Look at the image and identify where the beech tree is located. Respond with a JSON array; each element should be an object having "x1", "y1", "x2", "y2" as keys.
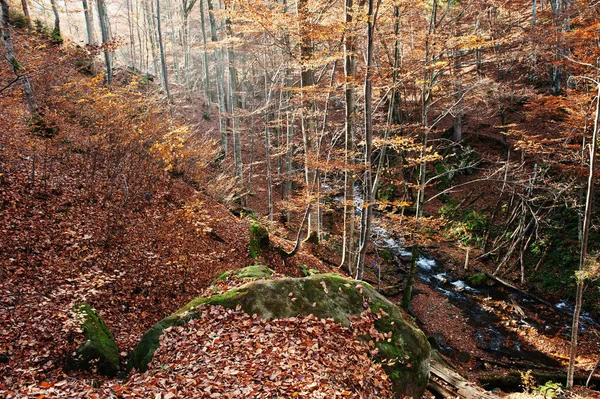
[{"x1": 96, "y1": 0, "x2": 113, "y2": 83}]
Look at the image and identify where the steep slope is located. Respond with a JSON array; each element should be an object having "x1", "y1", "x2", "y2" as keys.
[{"x1": 0, "y1": 26, "x2": 327, "y2": 391}]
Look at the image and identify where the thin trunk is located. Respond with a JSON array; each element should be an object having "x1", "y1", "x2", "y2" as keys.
[
  {"x1": 416, "y1": 0, "x2": 437, "y2": 219},
  {"x1": 166, "y1": 0, "x2": 179, "y2": 85},
  {"x1": 262, "y1": 37, "x2": 275, "y2": 220},
  {"x1": 82, "y1": 0, "x2": 96, "y2": 45},
  {"x1": 285, "y1": 106, "x2": 294, "y2": 222},
  {"x1": 297, "y1": 0, "x2": 318, "y2": 242},
  {"x1": 199, "y1": 0, "x2": 211, "y2": 113},
  {"x1": 50, "y1": 0, "x2": 60, "y2": 38},
  {"x1": 127, "y1": 0, "x2": 136, "y2": 67},
  {"x1": 145, "y1": 0, "x2": 160, "y2": 80},
  {"x1": 549, "y1": 0, "x2": 566, "y2": 95},
  {"x1": 224, "y1": 0, "x2": 241, "y2": 179},
  {"x1": 283, "y1": 0, "x2": 293, "y2": 223},
  {"x1": 0, "y1": 0, "x2": 37, "y2": 113},
  {"x1": 97, "y1": 0, "x2": 113, "y2": 84},
  {"x1": 532, "y1": 0, "x2": 537, "y2": 26},
  {"x1": 340, "y1": 0, "x2": 356, "y2": 271},
  {"x1": 156, "y1": 0, "x2": 172, "y2": 116},
  {"x1": 264, "y1": 79, "x2": 274, "y2": 221},
  {"x1": 355, "y1": 0, "x2": 376, "y2": 280},
  {"x1": 182, "y1": 11, "x2": 190, "y2": 92},
  {"x1": 247, "y1": 114, "x2": 255, "y2": 198},
  {"x1": 20, "y1": 0, "x2": 29, "y2": 18},
  {"x1": 373, "y1": 3, "x2": 401, "y2": 197},
  {"x1": 208, "y1": 0, "x2": 228, "y2": 155},
  {"x1": 567, "y1": 81, "x2": 600, "y2": 389}
]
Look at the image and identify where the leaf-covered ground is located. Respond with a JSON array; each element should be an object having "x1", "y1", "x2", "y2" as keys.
[
  {"x1": 7, "y1": 306, "x2": 393, "y2": 398},
  {"x1": 0, "y1": 28, "x2": 328, "y2": 396}
]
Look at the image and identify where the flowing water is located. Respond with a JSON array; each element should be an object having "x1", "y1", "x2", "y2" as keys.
[{"x1": 332, "y1": 185, "x2": 598, "y2": 368}]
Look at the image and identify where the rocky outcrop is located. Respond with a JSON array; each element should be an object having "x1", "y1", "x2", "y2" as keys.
[
  {"x1": 128, "y1": 272, "x2": 431, "y2": 398},
  {"x1": 213, "y1": 264, "x2": 274, "y2": 283}
]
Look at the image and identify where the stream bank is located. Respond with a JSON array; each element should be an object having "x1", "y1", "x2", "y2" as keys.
[{"x1": 364, "y1": 212, "x2": 600, "y2": 392}]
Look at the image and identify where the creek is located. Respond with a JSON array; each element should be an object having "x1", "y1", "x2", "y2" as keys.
[{"x1": 334, "y1": 185, "x2": 599, "y2": 371}]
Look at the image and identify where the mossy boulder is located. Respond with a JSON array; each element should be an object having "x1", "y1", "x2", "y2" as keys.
[
  {"x1": 467, "y1": 272, "x2": 489, "y2": 287},
  {"x1": 128, "y1": 273, "x2": 430, "y2": 398},
  {"x1": 213, "y1": 264, "x2": 274, "y2": 283},
  {"x1": 68, "y1": 304, "x2": 119, "y2": 376},
  {"x1": 249, "y1": 221, "x2": 270, "y2": 258}
]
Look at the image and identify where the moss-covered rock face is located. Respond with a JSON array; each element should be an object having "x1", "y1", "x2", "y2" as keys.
[
  {"x1": 213, "y1": 264, "x2": 274, "y2": 283},
  {"x1": 129, "y1": 273, "x2": 430, "y2": 398},
  {"x1": 68, "y1": 304, "x2": 120, "y2": 376},
  {"x1": 249, "y1": 221, "x2": 270, "y2": 258}
]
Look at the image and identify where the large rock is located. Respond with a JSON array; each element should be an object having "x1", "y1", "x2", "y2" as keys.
[
  {"x1": 68, "y1": 304, "x2": 120, "y2": 376},
  {"x1": 128, "y1": 273, "x2": 430, "y2": 398},
  {"x1": 213, "y1": 264, "x2": 274, "y2": 283}
]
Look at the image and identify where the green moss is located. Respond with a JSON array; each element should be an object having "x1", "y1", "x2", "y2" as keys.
[
  {"x1": 129, "y1": 272, "x2": 431, "y2": 397},
  {"x1": 213, "y1": 265, "x2": 274, "y2": 283},
  {"x1": 126, "y1": 316, "x2": 183, "y2": 373},
  {"x1": 69, "y1": 304, "x2": 120, "y2": 376},
  {"x1": 249, "y1": 221, "x2": 270, "y2": 258},
  {"x1": 299, "y1": 264, "x2": 319, "y2": 276},
  {"x1": 467, "y1": 273, "x2": 488, "y2": 287}
]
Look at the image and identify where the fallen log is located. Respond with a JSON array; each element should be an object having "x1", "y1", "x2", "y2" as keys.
[
  {"x1": 429, "y1": 356, "x2": 498, "y2": 399},
  {"x1": 474, "y1": 268, "x2": 555, "y2": 308}
]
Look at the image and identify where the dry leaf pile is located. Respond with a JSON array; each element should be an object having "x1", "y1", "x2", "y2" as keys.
[{"x1": 8, "y1": 306, "x2": 393, "y2": 398}]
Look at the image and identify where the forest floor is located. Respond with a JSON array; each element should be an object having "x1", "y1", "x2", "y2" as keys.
[
  {"x1": 197, "y1": 71, "x2": 600, "y2": 396},
  {"x1": 1, "y1": 25, "x2": 599, "y2": 398}
]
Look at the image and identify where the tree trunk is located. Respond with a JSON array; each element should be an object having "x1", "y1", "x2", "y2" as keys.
[
  {"x1": 199, "y1": 0, "x2": 211, "y2": 113},
  {"x1": 126, "y1": 0, "x2": 136, "y2": 67},
  {"x1": 355, "y1": 0, "x2": 376, "y2": 280},
  {"x1": 340, "y1": 0, "x2": 356, "y2": 271},
  {"x1": 97, "y1": 0, "x2": 113, "y2": 84},
  {"x1": 416, "y1": 0, "x2": 437, "y2": 219},
  {"x1": 136, "y1": 0, "x2": 146, "y2": 72},
  {"x1": 181, "y1": 8, "x2": 190, "y2": 93},
  {"x1": 549, "y1": 0, "x2": 567, "y2": 95},
  {"x1": 0, "y1": 0, "x2": 38, "y2": 113},
  {"x1": 373, "y1": 3, "x2": 402, "y2": 199},
  {"x1": 156, "y1": 0, "x2": 172, "y2": 115},
  {"x1": 567, "y1": 80, "x2": 600, "y2": 388},
  {"x1": 166, "y1": 0, "x2": 179, "y2": 85},
  {"x1": 297, "y1": 0, "x2": 319, "y2": 242},
  {"x1": 224, "y1": 1, "x2": 241, "y2": 179},
  {"x1": 82, "y1": 0, "x2": 96, "y2": 45},
  {"x1": 145, "y1": 0, "x2": 160, "y2": 80},
  {"x1": 20, "y1": 0, "x2": 29, "y2": 18},
  {"x1": 207, "y1": 0, "x2": 228, "y2": 156},
  {"x1": 283, "y1": 0, "x2": 294, "y2": 223},
  {"x1": 50, "y1": 0, "x2": 61, "y2": 39}
]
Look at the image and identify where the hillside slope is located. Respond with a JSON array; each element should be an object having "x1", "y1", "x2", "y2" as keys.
[{"x1": 0, "y1": 27, "x2": 328, "y2": 391}]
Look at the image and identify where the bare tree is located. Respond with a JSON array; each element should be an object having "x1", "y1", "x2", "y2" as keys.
[
  {"x1": 340, "y1": 0, "x2": 356, "y2": 272},
  {"x1": 50, "y1": 0, "x2": 61, "y2": 39},
  {"x1": 82, "y1": 0, "x2": 96, "y2": 45},
  {"x1": 355, "y1": 0, "x2": 377, "y2": 280},
  {"x1": 567, "y1": 73, "x2": 600, "y2": 389},
  {"x1": 97, "y1": 0, "x2": 113, "y2": 83},
  {"x1": 156, "y1": 0, "x2": 173, "y2": 114}
]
